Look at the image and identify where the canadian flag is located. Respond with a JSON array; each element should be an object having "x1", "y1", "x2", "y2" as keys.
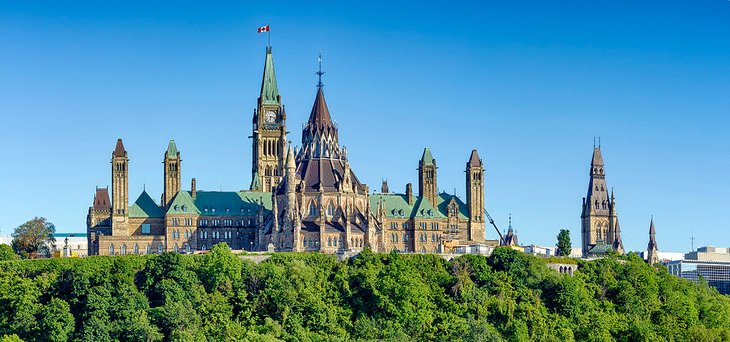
[{"x1": 257, "y1": 25, "x2": 270, "y2": 33}]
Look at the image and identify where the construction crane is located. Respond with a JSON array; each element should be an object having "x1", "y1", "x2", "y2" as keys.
[{"x1": 485, "y1": 210, "x2": 505, "y2": 246}]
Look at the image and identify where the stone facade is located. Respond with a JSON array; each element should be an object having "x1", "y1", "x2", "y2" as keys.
[
  {"x1": 87, "y1": 46, "x2": 489, "y2": 256},
  {"x1": 580, "y1": 145, "x2": 624, "y2": 257}
]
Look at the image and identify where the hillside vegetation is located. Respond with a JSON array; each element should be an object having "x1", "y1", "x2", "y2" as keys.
[{"x1": 1, "y1": 245, "x2": 729, "y2": 341}]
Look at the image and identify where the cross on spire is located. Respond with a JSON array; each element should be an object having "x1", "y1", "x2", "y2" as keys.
[{"x1": 316, "y1": 51, "x2": 325, "y2": 88}]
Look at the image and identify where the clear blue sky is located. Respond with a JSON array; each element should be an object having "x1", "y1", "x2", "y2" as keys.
[{"x1": 1, "y1": 1, "x2": 729, "y2": 253}]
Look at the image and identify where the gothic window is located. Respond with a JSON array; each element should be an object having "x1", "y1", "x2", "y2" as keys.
[
  {"x1": 173, "y1": 243, "x2": 179, "y2": 253},
  {"x1": 328, "y1": 236, "x2": 332, "y2": 246},
  {"x1": 133, "y1": 243, "x2": 139, "y2": 255},
  {"x1": 309, "y1": 201, "x2": 318, "y2": 217},
  {"x1": 109, "y1": 244, "x2": 114, "y2": 255},
  {"x1": 146, "y1": 244, "x2": 151, "y2": 255},
  {"x1": 595, "y1": 200, "x2": 599, "y2": 209},
  {"x1": 158, "y1": 243, "x2": 163, "y2": 254},
  {"x1": 303, "y1": 237, "x2": 306, "y2": 247},
  {"x1": 186, "y1": 244, "x2": 191, "y2": 253},
  {"x1": 338, "y1": 237, "x2": 343, "y2": 247},
  {"x1": 120, "y1": 244, "x2": 126, "y2": 255},
  {"x1": 327, "y1": 202, "x2": 335, "y2": 216},
  {"x1": 333, "y1": 237, "x2": 337, "y2": 247},
  {"x1": 602, "y1": 201, "x2": 607, "y2": 210},
  {"x1": 432, "y1": 233, "x2": 435, "y2": 242}
]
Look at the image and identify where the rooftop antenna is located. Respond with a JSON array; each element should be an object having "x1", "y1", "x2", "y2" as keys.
[
  {"x1": 691, "y1": 230, "x2": 695, "y2": 252},
  {"x1": 598, "y1": 136, "x2": 601, "y2": 148},
  {"x1": 316, "y1": 51, "x2": 324, "y2": 88}
]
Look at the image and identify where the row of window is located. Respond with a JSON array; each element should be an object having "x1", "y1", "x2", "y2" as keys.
[
  {"x1": 390, "y1": 222, "x2": 442, "y2": 230},
  {"x1": 390, "y1": 233, "x2": 442, "y2": 243},
  {"x1": 199, "y1": 230, "x2": 239, "y2": 240}
]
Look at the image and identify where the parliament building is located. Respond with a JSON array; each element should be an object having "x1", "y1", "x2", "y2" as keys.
[{"x1": 87, "y1": 46, "x2": 490, "y2": 256}]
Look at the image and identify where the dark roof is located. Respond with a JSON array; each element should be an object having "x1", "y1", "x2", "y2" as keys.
[
  {"x1": 290, "y1": 158, "x2": 363, "y2": 194},
  {"x1": 93, "y1": 188, "x2": 111, "y2": 211},
  {"x1": 305, "y1": 87, "x2": 335, "y2": 137},
  {"x1": 113, "y1": 138, "x2": 126, "y2": 157},
  {"x1": 468, "y1": 149, "x2": 482, "y2": 167}
]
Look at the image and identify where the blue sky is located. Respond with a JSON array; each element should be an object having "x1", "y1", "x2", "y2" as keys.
[{"x1": 1, "y1": 1, "x2": 729, "y2": 253}]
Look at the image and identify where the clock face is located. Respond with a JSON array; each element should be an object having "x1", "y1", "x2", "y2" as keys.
[{"x1": 265, "y1": 111, "x2": 276, "y2": 123}]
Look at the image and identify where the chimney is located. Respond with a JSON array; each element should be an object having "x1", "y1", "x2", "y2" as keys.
[
  {"x1": 406, "y1": 183, "x2": 413, "y2": 205},
  {"x1": 191, "y1": 178, "x2": 197, "y2": 199}
]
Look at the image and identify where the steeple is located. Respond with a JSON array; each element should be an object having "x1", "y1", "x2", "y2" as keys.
[
  {"x1": 111, "y1": 138, "x2": 129, "y2": 236},
  {"x1": 251, "y1": 46, "x2": 286, "y2": 192},
  {"x1": 466, "y1": 149, "x2": 485, "y2": 242},
  {"x1": 581, "y1": 143, "x2": 618, "y2": 257},
  {"x1": 418, "y1": 147, "x2": 438, "y2": 206},
  {"x1": 259, "y1": 46, "x2": 280, "y2": 105},
  {"x1": 647, "y1": 216, "x2": 659, "y2": 265},
  {"x1": 163, "y1": 139, "x2": 181, "y2": 208},
  {"x1": 300, "y1": 56, "x2": 339, "y2": 161}
]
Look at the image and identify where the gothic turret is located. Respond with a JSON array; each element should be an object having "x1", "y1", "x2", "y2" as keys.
[
  {"x1": 581, "y1": 144, "x2": 622, "y2": 257},
  {"x1": 111, "y1": 138, "x2": 129, "y2": 236},
  {"x1": 163, "y1": 139, "x2": 181, "y2": 208},
  {"x1": 647, "y1": 217, "x2": 659, "y2": 265},
  {"x1": 466, "y1": 149, "x2": 485, "y2": 241},
  {"x1": 418, "y1": 147, "x2": 438, "y2": 207}
]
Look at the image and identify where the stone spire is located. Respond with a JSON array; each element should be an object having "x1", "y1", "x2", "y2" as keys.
[
  {"x1": 647, "y1": 217, "x2": 659, "y2": 265},
  {"x1": 163, "y1": 139, "x2": 181, "y2": 208},
  {"x1": 581, "y1": 144, "x2": 621, "y2": 257}
]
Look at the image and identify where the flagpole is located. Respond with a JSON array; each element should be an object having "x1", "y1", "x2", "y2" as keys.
[{"x1": 267, "y1": 24, "x2": 270, "y2": 48}]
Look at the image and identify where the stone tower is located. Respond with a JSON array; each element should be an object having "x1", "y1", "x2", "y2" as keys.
[
  {"x1": 162, "y1": 139, "x2": 181, "y2": 208},
  {"x1": 418, "y1": 147, "x2": 438, "y2": 206},
  {"x1": 111, "y1": 138, "x2": 129, "y2": 236},
  {"x1": 647, "y1": 217, "x2": 659, "y2": 265},
  {"x1": 580, "y1": 145, "x2": 622, "y2": 257},
  {"x1": 251, "y1": 46, "x2": 287, "y2": 192},
  {"x1": 466, "y1": 149, "x2": 486, "y2": 241}
]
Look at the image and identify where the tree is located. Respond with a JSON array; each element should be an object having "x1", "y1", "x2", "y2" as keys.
[
  {"x1": 39, "y1": 298, "x2": 75, "y2": 342},
  {"x1": 556, "y1": 229, "x2": 572, "y2": 257},
  {"x1": 11, "y1": 217, "x2": 56, "y2": 259},
  {"x1": 0, "y1": 244, "x2": 19, "y2": 261}
]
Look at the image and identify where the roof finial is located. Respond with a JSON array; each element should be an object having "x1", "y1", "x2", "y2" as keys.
[
  {"x1": 593, "y1": 136, "x2": 596, "y2": 148},
  {"x1": 316, "y1": 51, "x2": 324, "y2": 88},
  {"x1": 598, "y1": 136, "x2": 601, "y2": 148}
]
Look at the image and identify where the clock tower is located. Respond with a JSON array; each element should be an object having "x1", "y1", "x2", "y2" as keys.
[{"x1": 251, "y1": 46, "x2": 287, "y2": 192}]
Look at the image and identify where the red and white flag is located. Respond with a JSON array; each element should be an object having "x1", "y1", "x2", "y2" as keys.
[{"x1": 257, "y1": 25, "x2": 270, "y2": 33}]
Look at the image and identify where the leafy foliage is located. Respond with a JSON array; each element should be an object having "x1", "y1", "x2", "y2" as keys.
[
  {"x1": 557, "y1": 229, "x2": 572, "y2": 257},
  {"x1": 0, "y1": 244, "x2": 729, "y2": 341},
  {"x1": 11, "y1": 217, "x2": 56, "y2": 259}
]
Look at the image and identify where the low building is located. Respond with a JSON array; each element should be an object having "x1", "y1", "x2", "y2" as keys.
[
  {"x1": 523, "y1": 244, "x2": 557, "y2": 257},
  {"x1": 55, "y1": 233, "x2": 88, "y2": 257},
  {"x1": 664, "y1": 246, "x2": 730, "y2": 295}
]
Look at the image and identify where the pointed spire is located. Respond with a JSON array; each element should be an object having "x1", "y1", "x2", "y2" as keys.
[
  {"x1": 165, "y1": 139, "x2": 178, "y2": 158},
  {"x1": 285, "y1": 144, "x2": 295, "y2": 169},
  {"x1": 260, "y1": 46, "x2": 280, "y2": 105},
  {"x1": 420, "y1": 147, "x2": 435, "y2": 166},
  {"x1": 649, "y1": 216, "x2": 656, "y2": 237},
  {"x1": 113, "y1": 138, "x2": 126, "y2": 157},
  {"x1": 591, "y1": 145, "x2": 604, "y2": 167},
  {"x1": 307, "y1": 85, "x2": 334, "y2": 131},
  {"x1": 316, "y1": 51, "x2": 324, "y2": 89},
  {"x1": 467, "y1": 149, "x2": 482, "y2": 167}
]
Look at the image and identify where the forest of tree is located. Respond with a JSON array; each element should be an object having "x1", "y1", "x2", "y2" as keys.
[{"x1": 1, "y1": 244, "x2": 730, "y2": 342}]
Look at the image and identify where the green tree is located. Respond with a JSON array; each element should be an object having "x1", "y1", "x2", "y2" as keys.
[
  {"x1": 39, "y1": 298, "x2": 75, "y2": 342},
  {"x1": 556, "y1": 229, "x2": 572, "y2": 257},
  {"x1": 0, "y1": 244, "x2": 19, "y2": 261},
  {"x1": 11, "y1": 217, "x2": 56, "y2": 259}
]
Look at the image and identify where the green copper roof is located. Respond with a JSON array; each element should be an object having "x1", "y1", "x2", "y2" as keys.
[
  {"x1": 166, "y1": 190, "x2": 272, "y2": 216},
  {"x1": 129, "y1": 191, "x2": 164, "y2": 218},
  {"x1": 421, "y1": 147, "x2": 435, "y2": 165},
  {"x1": 588, "y1": 240, "x2": 613, "y2": 255},
  {"x1": 249, "y1": 172, "x2": 262, "y2": 191},
  {"x1": 166, "y1": 140, "x2": 178, "y2": 158},
  {"x1": 370, "y1": 192, "x2": 469, "y2": 220},
  {"x1": 260, "y1": 47, "x2": 280, "y2": 105}
]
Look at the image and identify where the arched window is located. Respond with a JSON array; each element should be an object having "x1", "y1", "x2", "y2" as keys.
[
  {"x1": 133, "y1": 243, "x2": 139, "y2": 255},
  {"x1": 303, "y1": 237, "x2": 307, "y2": 247},
  {"x1": 333, "y1": 237, "x2": 338, "y2": 247},
  {"x1": 327, "y1": 202, "x2": 335, "y2": 216},
  {"x1": 309, "y1": 201, "x2": 318, "y2": 217},
  {"x1": 328, "y1": 236, "x2": 332, "y2": 247},
  {"x1": 173, "y1": 243, "x2": 179, "y2": 253},
  {"x1": 109, "y1": 244, "x2": 114, "y2": 255},
  {"x1": 338, "y1": 236, "x2": 343, "y2": 248},
  {"x1": 146, "y1": 244, "x2": 151, "y2": 255},
  {"x1": 186, "y1": 244, "x2": 191, "y2": 253},
  {"x1": 309, "y1": 237, "x2": 314, "y2": 247},
  {"x1": 157, "y1": 243, "x2": 163, "y2": 254}
]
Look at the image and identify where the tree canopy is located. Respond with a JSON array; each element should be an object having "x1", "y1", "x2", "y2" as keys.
[
  {"x1": 11, "y1": 217, "x2": 56, "y2": 259},
  {"x1": 557, "y1": 229, "x2": 572, "y2": 257},
  {"x1": 0, "y1": 245, "x2": 729, "y2": 341}
]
